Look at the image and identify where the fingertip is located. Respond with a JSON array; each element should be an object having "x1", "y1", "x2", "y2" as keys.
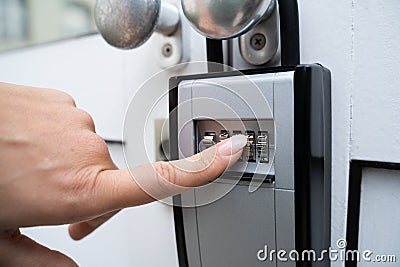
[
  {"x1": 0, "y1": 232, "x2": 79, "y2": 266},
  {"x1": 217, "y1": 135, "x2": 247, "y2": 156},
  {"x1": 68, "y1": 224, "x2": 79, "y2": 241},
  {"x1": 68, "y1": 223, "x2": 92, "y2": 241}
]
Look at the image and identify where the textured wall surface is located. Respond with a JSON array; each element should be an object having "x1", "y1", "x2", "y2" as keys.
[{"x1": 351, "y1": 1, "x2": 400, "y2": 162}]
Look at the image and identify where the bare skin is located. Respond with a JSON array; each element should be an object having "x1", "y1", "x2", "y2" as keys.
[{"x1": 0, "y1": 83, "x2": 247, "y2": 266}]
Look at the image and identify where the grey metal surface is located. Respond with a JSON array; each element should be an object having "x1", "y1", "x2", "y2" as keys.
[
  {"x1": 248, "y1": 74, "x2": 275, "y2": 112},
  {"x1": 239, "y1": 5, "x2": 279, "y2": 65},
  {"x1": 195, "y1": 183, "x2": 276, "y2": 267},
  {"x1": 228, "y1": 36, "x2": 282, "y2": 70},
  {"x1": 275, "y1": 189, "x2": 296, "y2": 267},
  {"x1": 95, "y1": 0, "x2": 179, "y2": 49},
  {"x1": 191, "y1": 74, "x2": 274, "y2": 120},
  {"x1": 176, "y1": 72, "x2": 297, "y2": 266},
  {"x1": 274, "y1": 72, "x2": 295, "y2": 190},
  {"x1": 177, "y1": 80, "x2": 194, "y2": 160},
  {"x1": 181, "y1": 0, "x2": 276, "y2": 39}
]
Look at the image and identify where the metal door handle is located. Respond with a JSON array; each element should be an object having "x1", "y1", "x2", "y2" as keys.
[
  {"x1": 181, "y1": 0, "x2": 276, "y2": 39},
  {"x1": 95, "y1": 0, "x2": 179, "y2": 49}
]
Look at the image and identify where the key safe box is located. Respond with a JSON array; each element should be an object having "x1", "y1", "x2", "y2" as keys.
[{"x1": 169, "y1": 64, "x2": 331, "y2": 267}]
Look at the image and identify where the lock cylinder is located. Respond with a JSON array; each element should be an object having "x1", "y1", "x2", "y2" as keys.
[
  {"x1": 257, "y1": 131, "x2": 269, "y2": 163},
  {"x1": 219, "y1": 130, "x2": 230, "y2": 142},
  {"x1": 198, "y1": 131, "x2": 216, "y2": 152},
  {"x1": 244, "y1": 131, "x2": 256, "y2": 162}
]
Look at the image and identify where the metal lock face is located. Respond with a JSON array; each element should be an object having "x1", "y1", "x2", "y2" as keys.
[
  {"x1": 196, "y1": 120, "x2": 274, "y2": 174},
  {"x1": 176, "y1": 72, "x2": 279, "y2": 190},
  {"x1": 174, "y1": 71, "x2": 294, "y2": 267}
]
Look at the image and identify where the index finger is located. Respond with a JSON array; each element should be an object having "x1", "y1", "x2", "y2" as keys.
[{"x1": 82, "y1": 135, "x2": 247, "y2": 216}]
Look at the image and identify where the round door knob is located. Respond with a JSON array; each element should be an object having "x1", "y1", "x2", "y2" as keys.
[
  {"x1": 95, "y1": 0, "x2": 179, "y2": 49},
  {"x1": 181, "y1": 0, "x2": 276, "y2": 39}
]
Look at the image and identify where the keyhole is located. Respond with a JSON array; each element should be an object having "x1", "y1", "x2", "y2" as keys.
[{"x1": 162, "y1": 43, "x2": 173, "y2": 57}]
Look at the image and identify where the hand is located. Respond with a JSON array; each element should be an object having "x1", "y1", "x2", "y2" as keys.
[{"x1": 0, "y1": 82, "x2": 247, "y2": 266}]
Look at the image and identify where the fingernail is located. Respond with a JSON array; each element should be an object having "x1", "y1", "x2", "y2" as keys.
[{"x1": 218, "y1": 135, "x2": 247, "y2": 156}]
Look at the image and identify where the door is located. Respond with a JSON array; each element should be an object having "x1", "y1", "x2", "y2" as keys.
[{"x1": 0, "y1": 0, "x2": 206, "y2": 265}]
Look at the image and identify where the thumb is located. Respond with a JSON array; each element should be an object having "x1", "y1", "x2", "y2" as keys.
[
  {"x1": 84, "y1": 135, "x2": 247, "y2": 215},
  {"x1": 0, "y1": 229, "x2": 77, "y2": 267}
]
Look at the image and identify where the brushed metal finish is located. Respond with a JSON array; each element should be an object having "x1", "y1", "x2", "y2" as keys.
[
  {"x1": 181, "y1": 0, "x2": 275, "y2": 39},
  {"x1": 95, "y1": 0, "x2": 179, "y2": 49},
  {"x1": 95, "y1": 0, "x2": 160, "y2": 49}
]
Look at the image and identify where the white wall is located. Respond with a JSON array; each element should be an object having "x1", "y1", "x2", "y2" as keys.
[
  {"x1": 0, "y1": 35, "x2": 126, "y2": 140},
  {"x1": 351, "y1": 1, "x2": 400, "y2": 162}
]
